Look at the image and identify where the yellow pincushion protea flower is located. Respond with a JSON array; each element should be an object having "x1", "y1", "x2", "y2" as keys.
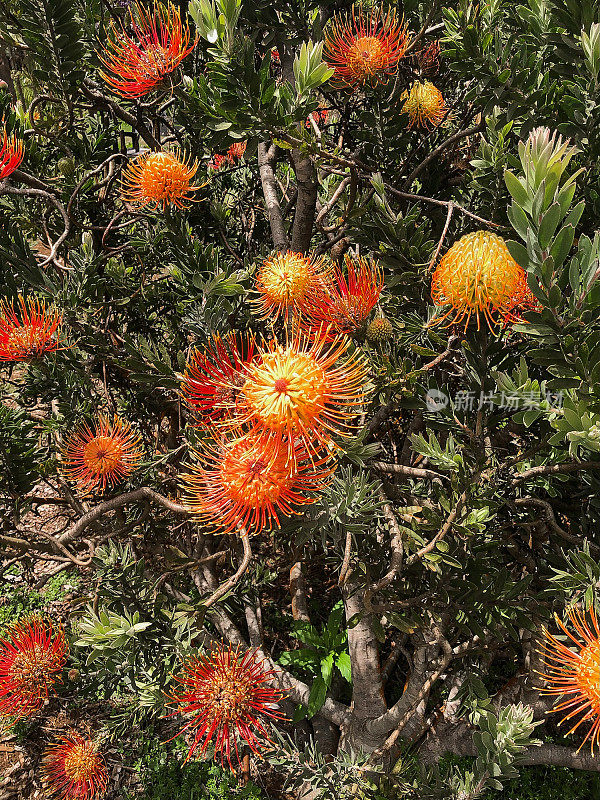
[
  {"x1": 253, "y1": 251, "x2": 329, "y2": 322},
  {"x1": 402, "y1": 80, "x2": 446, "y2": 129},
  {"x1": 431, "y1": 231, "x2": 526, "y2": 331},
  {"x1": 122, "y1": 149, "x2": 201, "y2": 211}
]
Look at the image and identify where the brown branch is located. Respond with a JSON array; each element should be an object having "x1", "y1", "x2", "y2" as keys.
[
  {"x1": 258, "y1": 142, "x2": 290, "y2": 251},
  {"x1": 371, "y1": 461, "x2": 445, "y2": 480},
  {"x1": 202, "y1": 532, "x2": 252, "y2": 609},
  {"x1": 512, "y1": 460, "x2": 600, "y2": 484},
  {"x1": 59, "y1": 487, "x2": 189, "y2": 546},
  {"x1": 406, "y1": 487, "x2": 471, "y2": 566},
  {"x1": 402, "y1": 121, "x2": 485, "y2": 189},
  {"x1": 363, "y1": 496, "x2": 405, "y2": 612},
  {"x1": 0, "y1": 183, "x2": 70, "y2": 267},
  {"x1": 513, "y1": 497, "x2": 597, "y2": 551},
  {"x1": 289, "y1": 555, "x2": 310, "y2": 621},
  {"x1": 82, "y1": 80, "x2": 162, "y2": 150}
]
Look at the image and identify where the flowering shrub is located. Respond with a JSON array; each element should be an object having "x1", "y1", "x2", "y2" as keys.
[{"x1": 2, "y1": 0, "x2": 600, "y2": 798}]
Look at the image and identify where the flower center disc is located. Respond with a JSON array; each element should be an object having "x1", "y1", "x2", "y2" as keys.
[
  {"x1": 64, "y1": 743, "x2": 97, "y2": 782},
  {"x1": 220, "y1": 446, "x2": 289, "y2": 507},
  {"x1": 83, "y1": 435, "x2": 123, "y2": 476},
  {"x1": 576, "y1": 642, "x2": 600, "y2": 711},
  {"x1": 347, "y1": 36, "x2": 384, "y2": 80},
  {"x1": 139, "y1": 153, "x2": 189, "y2": 201},
  {"x1": 243, "y1": 350, "x2": 329, "y2": 432}
]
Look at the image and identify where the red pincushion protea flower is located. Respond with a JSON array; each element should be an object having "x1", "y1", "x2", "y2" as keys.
[
  {"x1": 62, "y1": 415, "x2": 143, "y2": 494},
  {"x1": 540, "y1": 606, "x2": 600, "y2": 753},
  {"x1": 416, "y1": 40, "x2": 440, "y2": 75},
  {"x1": 181, "y1": 430, "x2": 333, "y2": 534},
  {"x1": 42, "y1": 733, "x2": 108, "y2": 800},
  {"x1": 0, "y1": 616, "x2": 68, "y2": 722},
  {"x1": 431, "y1": 231, "x2": 526, "y2": 331},
  {"x1": 227, "y1": 141, "x2": 247, "y2": 162},
  {"x1": 166, "y1": 643, "x2": 286, "y2": 767},
  {"x1": 209, "y1": 142, "x2": 247, "y2": 170},
  {"x1": 122, "y1": 149, "x2": 200, "y2": 211},
  {"x1": 306, "y1": 107, "x2": 329, "y2": 129},
  {"x1": 0, "y1": 296, "x2": 63, "y2": 363},
  {"x1": 253, "y1": 251, "x2": 329, "y2": 322},
  {"x1": 304, "y1": 253, "x2": 384, "y2": 337},
  {"x1": 98, "y1": 0, "x2": 197, "y2": 98},
  {"x1": 180, "y1": 332, "x2": 256, "y2": 423},
  {"x1": 324, "y1": 4, "x2": 410, "y2": 89},
  {"x1": 209, "y1": 153, "x2": 227, "y2": 171},
  {"x1": 402, "y1": 80, "x2": 446, "y2": 129},
  {"x1": 238, "y1": 328, "x2": 369, "y2": 454},
  {"x1": 0, "y1": 126, "x2": 24, "y2": 180}
]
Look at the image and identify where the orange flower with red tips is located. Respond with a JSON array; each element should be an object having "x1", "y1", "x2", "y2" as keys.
[
  {"x1": 402, "y1": 80, "x2": 446, "y2": 129},
  {"x1": 209, "y1": 153, "x2": 227, "y2": 171},
  {"x1": 540, "y1": 606, "x2": 600, "y2": 753},
  {"x1": 181, "y1": 430, "x2": 333, "y2": 534},
  {"x1": 98, "y1": 0, "x2": 197, "y2": 98},
  {"x1": 238, "y1": 329, "x2": 369, "y2": 453},
  {"x1": 324, "y1": 4, "x2": 410, "y2": 89},
  {"x1": 304, "y1": 253, "x2": 384, "y2": 337},
  {"x1": 42, "y1": 733, "x2": 108, "y2": 800},
  {"x1": 0, "y1": 125, "x2": 23, "y2": 180},
  {"x1": 166, "y1": 643, "x2": 286, "y2": 767},
  {"x1": 431, "y1": 231, "x2": 526, "y2": 331},
  {"x1": 227, "y1": 141, "x2": 247, "y2": 162},
  {"x1": 180, "y1": 332, "x2": 256, "y2": 423},
  {"x1": 209, "y1": 141, "x2": 247, "y2": 170},
  {"x1": 254, "y1": 251, "x2": 329, "y2": 322},
  {"x1": 122, "y1": 149, "x2": 200, "y2": 211},
  {"x1": 306, "y1": 107, "x2": 329, "y2": 129},
  {"x1": 62, "y1": 415, "x2": 143, "y2": 494},
  {"x1": 0, "y1": 296, "x2": 63, "y2": 363},
  {"x1": 0, "y1": 615, "x2": 68, "y2": 722}
]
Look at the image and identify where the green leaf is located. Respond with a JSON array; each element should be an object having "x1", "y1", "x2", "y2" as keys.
[
  {"x1": 307, "y1": 676, "x2": 328, "y2": 718},
  {"x1": 504, "y1": 170, "x2": 530, "y2": 208},
  {"x1": 335, "y1": 651, "x2": 352, "y2": 682}
]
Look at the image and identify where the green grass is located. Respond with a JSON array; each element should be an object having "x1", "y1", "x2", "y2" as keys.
[
  {"x1": 120, "y1": 735, "x2": 266, "y2": 800},
  {"x1": 0, "y1": 566, "x2": 79, "y2": 630},
  {"x1": 485, "y1": 763, "x2": 600, "y2": 800}
]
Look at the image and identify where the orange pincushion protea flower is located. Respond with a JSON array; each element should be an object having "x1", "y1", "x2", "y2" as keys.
[
  {"x1": 0, "y1": 126, "x2": 24, "y2": 180},
  {"x1": 62, "y1": 415, "x2": 143, "y2": 494},
  {"x1": 180, "y1": 332, "x2": 256, "y2": 423},
  {"x1": 166, "y1": 643, "x2": 286, "y2": 767},
  {"x1": 42, "y1": 733, "x2": 108, "y2": 800},
  {"x1": 431, "y1": 231, "x2": 526, "y2": 331},
  {"x1": 0, "y1": 296, "x2": 63, "y2": 363},
  {"x1": 304, "y1": 253, "x2": 384, "y2": 337},
  {"x1": 324, "y1": 4, "x2": 410, "y2": 89},
  {"x1": 98, "y1": 0, "x2": 197, "y2": 98},
  {"x1": 122, "y1": 149, "x2": 200, "y2": 211},
  {"x1": 238, "y1": 329, "x2": 369, "y2": 453},
  {"x1": 0, "y1": 616, "x2": 68, "y2": 722},
  {"x1": 540, "y1": 606, "x2": 600, "y2": 753},
  {"x1": 181, "y1": 430, "x2": 332, "y2": 534},
  {"x1": 402, "y1": 80, "x2": 446, "y2": 129},
  {"x1": 253, "y1": 251, "x2": 328, "y2": 322}
]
